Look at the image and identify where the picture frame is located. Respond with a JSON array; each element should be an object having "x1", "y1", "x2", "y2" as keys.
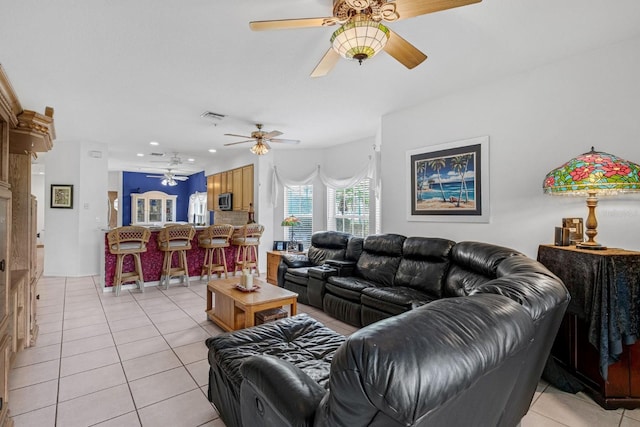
[
  {"x1": 50, "y1": 184, "x2": 74, "y2": 209},
  {"x1": 406, "y1": 136, "x2": 490, "y2": 223},
  {"x1": 273, "y1": 241, "x2": 287, "y2": 251}
]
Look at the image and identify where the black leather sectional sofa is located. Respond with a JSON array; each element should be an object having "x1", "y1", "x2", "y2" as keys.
[{"x1": 206, "y1": 231, "x2": 569, "y2": 427}]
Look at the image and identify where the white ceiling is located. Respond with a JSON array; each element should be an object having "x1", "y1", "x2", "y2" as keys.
[{"x1": 2, "y1": 0, "x2": 640, "y2": 175}]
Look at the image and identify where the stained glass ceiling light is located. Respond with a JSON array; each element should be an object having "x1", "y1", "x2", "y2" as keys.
[
  {"x1": 330, "y1": 15, "x2": 390, "y2": 64},
  {"x1": 543, "y1": 147, "x2": 640, "y2": 249},
  {"x1": 250, "y1": 142, "x2": 269, "y2": 155}
]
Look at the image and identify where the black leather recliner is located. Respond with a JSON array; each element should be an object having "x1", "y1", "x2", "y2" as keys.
[{"x1": 281, "y1": 231, "x2": 352, "y2": 304}]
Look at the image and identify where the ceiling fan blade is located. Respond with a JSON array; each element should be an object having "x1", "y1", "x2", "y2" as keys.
[
  {"x1": 224, "y1": 140, "x2": 255, "y2": 146},
  {"x1": 263, "y1": 142, "x2": 272, "y2": 150},
  {"x1": 263, "y1": 130, "x2": 283, "y2": 139},
  {"x1": 384, "y1": 29, "x2": 427, "y2": 69},
  {"x1": 224, "y1": 133, "x2": 252, "y2": 139},
  {"x1": 250, "y1": 17, "x2": 329, "y2": 31},
  {"x1": 311, "y1": 48, "x2": 340, "y2": 78},
  {"x1": 393, "y1": 0, "x2": 481, "y2": 21},
  {"x1": 146, "y1": 175, "x2": 163, "y2": 178},
  {"x1": 173, "y1": 176, "x2": 189, "y2": 181},
  {"x1": 270, "y1": 138, "x2": 301, "y2": 144}
]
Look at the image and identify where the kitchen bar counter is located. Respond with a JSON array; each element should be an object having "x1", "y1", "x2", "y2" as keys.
[{"x1": 101, "y1": 226, "x2": 252, "y2": 290}]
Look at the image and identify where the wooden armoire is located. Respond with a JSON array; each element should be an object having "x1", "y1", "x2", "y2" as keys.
[{"x1": 0, "y1": 64, "x2": 55, "y2": 426}]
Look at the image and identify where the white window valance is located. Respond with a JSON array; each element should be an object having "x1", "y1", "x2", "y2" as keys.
[{"x1": 271, "y1": 151, "x2": 380, "y2": 207}]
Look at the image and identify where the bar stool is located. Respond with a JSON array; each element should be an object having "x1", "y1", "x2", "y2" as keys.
[
  {"x1": 199, "y1": 224, "x2": 234, "y2": 280},
  {"x1": 157, "y1": 224, "x2": 196, "y2": 290},
  {"x1": 107, "y1": 226, "x2": 151, "y2": 296},
  {"x1": 232, "y1": 223, "x2": 264, "y2": 276}
]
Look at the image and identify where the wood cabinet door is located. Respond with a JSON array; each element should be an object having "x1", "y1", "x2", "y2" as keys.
[
  {"x1": 212, "y1": 174, "x2": 222, "y2": 210},
  {"x1": 242, "y1": 165, "x2": 254, "y2": 211},
  {"x1": 232, "y1": 168, "x2": 242, "y2": 210},
  {"x1": 207, "y1": 175, "x2": 215, "y2": 211}
]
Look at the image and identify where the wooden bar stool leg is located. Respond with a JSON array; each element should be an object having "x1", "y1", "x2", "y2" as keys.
[
  {"x1": 134, "y1": 253, "x2": 144, "y2": 293},
  {"x1": 163, "y1": 251, "x2": 172, "y2": 290},
  {"x1": 220, "y1": 247, "x2": 229, "y2": 279},
  {"x1": 114, "y1": 254, "x2": 123, "y2": 296},
  {"x1": 252, "y1": 245, "x2": 260, "y2": 276},
  {"x1": 181, "y1": 249, "x2": 190, "y2": 287}
]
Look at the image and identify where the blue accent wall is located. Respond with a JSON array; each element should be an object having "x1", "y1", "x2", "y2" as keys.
[{"x1": 122, "y1": 171, "x2": 207, "y2": 225}]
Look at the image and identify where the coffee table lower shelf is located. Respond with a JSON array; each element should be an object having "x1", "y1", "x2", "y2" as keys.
[{"x1": 206, "y1": 278, "x2": 298, "y2": 332}]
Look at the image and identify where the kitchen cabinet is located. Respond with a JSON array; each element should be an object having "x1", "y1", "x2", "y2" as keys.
[{"x1": 207, "y1": 164, "x2": 254, "y2": 213}]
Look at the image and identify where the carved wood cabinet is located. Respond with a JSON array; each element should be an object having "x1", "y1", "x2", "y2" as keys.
[{"x1": 0, "y1": 64, "x2": 54, "y2": 426}]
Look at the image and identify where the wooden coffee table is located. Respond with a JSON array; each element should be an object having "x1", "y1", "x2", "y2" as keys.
[{"x1": 206, "y1": 277, "x2": 298, "y2": 332}]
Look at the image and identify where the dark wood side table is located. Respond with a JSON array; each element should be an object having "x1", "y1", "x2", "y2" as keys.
[{"x1": 537, "y1": 244, "x2": 640, "y2": 409}]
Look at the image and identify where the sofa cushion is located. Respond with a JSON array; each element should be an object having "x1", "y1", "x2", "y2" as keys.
[
  {"x1": 361, "y1": 286, "x2": 438, "y2": 315},
  {"x1": 308, "y1": 246, "x2": 345, "y2": 265},
  {"x1": 356, "y1": 234, "x2": 405, "y2": 286},
  {"x1": 326, "y1": 276, "x2": 380, "y2": 302},
  {"x1": 394, "y1": 237, "x2": 455, "y2": 297},
  {"x1": 305, "y1": 231, "x2": 351, "y2": 265},
  {"x1": 284, "y1": 267, "x2": 311, "y2": 286},
  {"x1": 207, "y1": 314, "x2": 344, "y2": 391},
  {"x1": 444, "y1": 241, "x2": 523, "y2": 297}
]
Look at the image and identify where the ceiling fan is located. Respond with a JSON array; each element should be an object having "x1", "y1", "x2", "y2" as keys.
[
  {"x1": 224, "y1": 124, "x2": 300, "y2": 155},
  {"x1": 249, "y1": 0, "x2": 482, "y2": 77},
  {"x1": 145, "y1": 169, "x2": 189, "y2": 187},
  {"x1": 150, "y1": 152, "x2": 185, "y2": 167}
]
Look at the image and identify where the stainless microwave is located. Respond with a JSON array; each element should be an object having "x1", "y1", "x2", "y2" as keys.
[{"x1": 218, "y1": 192, "x2": 232, "y2": 211}]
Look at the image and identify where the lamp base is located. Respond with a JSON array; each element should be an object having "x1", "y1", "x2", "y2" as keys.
[{"x1": 576, "y1": 242, "x2": 608, "y2": 251}]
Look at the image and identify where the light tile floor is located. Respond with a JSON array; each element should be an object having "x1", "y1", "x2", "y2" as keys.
[{"x1": 9, "y1": 274, "x2": 640, "y2": 426}]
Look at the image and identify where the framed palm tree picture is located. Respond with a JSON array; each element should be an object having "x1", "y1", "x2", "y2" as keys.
[{"x1": 406, "y1": 136, "x2": 489, "y2": 222}]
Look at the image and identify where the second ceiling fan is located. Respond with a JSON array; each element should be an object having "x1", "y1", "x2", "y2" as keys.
[
  {"x1": 224, "y1": 124, "x2": 300, "y2": 155},
  {"x1": 250, "y1": 0, "x2": 481, "y2": 77}
]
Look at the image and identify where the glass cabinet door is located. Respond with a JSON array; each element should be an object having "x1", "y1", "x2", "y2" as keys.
[
  {"x1": 165, "y1": 199, "x2": 174, "y2": 223},
  {"x1": 148, "y1": 199, "x2": 162, "y2": 222},
  {"x1": 136, "y1": 199, "x2": 146, "y2": 223}
]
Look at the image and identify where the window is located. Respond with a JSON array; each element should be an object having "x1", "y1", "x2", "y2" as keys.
[
  {"x1": 328, "y1": 179, "x2": 376, "y2": 238},
  {"x1": 188, "y1": 192, "x2": 208, "y2": 226},
  {"x1": 284, "y1": 185, "x2": 313, "y2": 249}
]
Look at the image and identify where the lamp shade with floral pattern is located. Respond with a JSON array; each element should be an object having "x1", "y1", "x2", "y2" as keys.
[{"x1": 543, "y1": 147, "x2": 640, "y2": 249}]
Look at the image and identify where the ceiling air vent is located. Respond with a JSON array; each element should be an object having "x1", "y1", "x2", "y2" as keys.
[
  {"x1": 200, "y1": 111, "x2": 226, "y2": 121},
  {"x1": 150, "y1": 152, "x2": 165, "y2": 157}
]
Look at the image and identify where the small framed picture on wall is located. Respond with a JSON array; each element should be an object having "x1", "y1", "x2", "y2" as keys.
[{"x1": 50, "y1": 184, "x2": 73, "y2": 209}]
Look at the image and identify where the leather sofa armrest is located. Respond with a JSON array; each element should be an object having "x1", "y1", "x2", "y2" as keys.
[
  {"x1": 281, "y1": 254, "x2": 312, "y2": 268},
  {"x1": 240, "y1": 355, "x2": 325, "y2": 427},
  {"x1": 324, "y1": 259, "x2": 356, "y2": 276}
]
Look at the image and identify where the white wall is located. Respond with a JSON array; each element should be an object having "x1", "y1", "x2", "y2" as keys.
[
  {"x1": 381, "y1": 36, "x2": 640, "y2": 258},
  {"x1": 44, "y1": 140, "x2": 109, "y2": 276},
  {"x1": 31, "y1": 173, "x2": 45, "y2": 245}
]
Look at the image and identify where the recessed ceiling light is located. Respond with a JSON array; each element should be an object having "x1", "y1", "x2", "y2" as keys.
[
  {"x1": 208, "y1": 149, "x2": 217, "y2": 153},
  {"x1": 187, "y1": 158, "x2": 195, "y2": 162},
  {"x1": 149, "y1": 141, "x2": 159, "y2": 146},
  {"x1": 137, "y1": 153, "x2": 144, "y2": 157}
]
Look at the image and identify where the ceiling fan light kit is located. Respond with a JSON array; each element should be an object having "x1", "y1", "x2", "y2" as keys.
[
  {"x1": 249, "y1": 0, "x2": 482, "y2": 77},
  {"x1": 224, "y1": 123, "x2": 300, "y2": 155},
  {"x1": 330, "y1": 15, "x2": 390, "y2": 64},
  {"x1": 250, "y1": 142, "x2": 270, "y2": 156}
]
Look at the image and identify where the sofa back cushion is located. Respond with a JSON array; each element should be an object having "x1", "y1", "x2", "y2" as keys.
[
  {"x1": 356, "y1": 234, "x2": 405, "y2": 287},
  {"x1": 307, "y1": 231, "x2": 351, "y2": 265},
  {"x1": 444, "y1": 241, "x2": 523, "y2": 297},
  {"x1": 346, "y1": 236, "x2": 364, "y2": 261},
  {"x1": 394, "y1": 237, "x2": 455, "y2": 297}
]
